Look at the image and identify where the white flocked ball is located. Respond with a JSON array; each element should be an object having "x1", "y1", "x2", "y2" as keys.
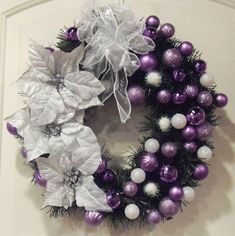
[
  {"x1": 143, "y1": 182, "x2": 159, "y2": 197},
  {"x1": 158, "y1": 116, "x2": 171, "y2": 132},
  {"x1": 171, "y1": 113, "x2": 187, "y2": 129},
  {"x1": 125, "y1": 204, "x2": 140, "y2": 220},
  {"x1": 131, "y1": 168, "x2": 146, "y2": 184},
  {"x1": 145, "y1": 71, "x2": 162, "y2": 87},
  {"x1": 144, "y1": 138, "x2": 160, "y2": 153},
  {"x1": 197, "y1": 146, "x2": 213, "y2": 161},
  {"x1": 200, "y1": 73, "x2": 215, "y2": 88},
  {"x1": 182, "y1": 186, "x2": 195, "y2": 202}
]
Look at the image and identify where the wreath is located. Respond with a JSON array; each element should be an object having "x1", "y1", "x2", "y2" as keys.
[{"x1": 6, "y1": 2, "x2": 228, "y2": 229}]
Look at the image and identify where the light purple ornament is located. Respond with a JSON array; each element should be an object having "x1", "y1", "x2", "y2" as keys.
[
  {"x1": 169, "y1": 186, "x2": 184, "y2": 201},
  {"x1": 184, "y1": 84, "x2": 199, "y2": 98},
  {"x1": 123, "y1": 181, "x2": 138, "y2": 197},
  {"x1": 65, "y1": 27, "x2": 79, "y2": 41},
  {"x1": 172, "y1": 91, "x2": 187, "y2": 104},
  {"x1": 182, "y1": 125, "x2": 197, "y2": 141},
  {"x1": 214, "y1": 93, "x2": 228, "y2": 108},
  {"x1": 172, "y1": 68, "x2": 186, "y2": 82},
  {"x1": 35, "y1": 170, "x2": 47, "y2": 187},
  {"x1": 197, "y1": 91, "x2": 213, "y2": 107},
  {"x1": 45, "y1": 47, "x2": 54, "y2": 53},
  {"x1": 193, "y1": 60, "x2": 207, "y2": 73},
  {"x1": 187, "y1": 106, "x2": 206, "y2": 126},
  {"x1": 146, "y1": 210, "x2": 162, "y2": 224},
  {"x1": 196, "y1": 122, "x2": 213, "y2": 141},
  {"x1": 96, "y1": 159, "x2": 107, "y2": 174},
  {"x1": 156, "y1": 89, "x2": 171, "y2": 104},
  {"x1": 20, "y1": 147, "x2": 27, "y2": 158},
  {"x1": 143, "y1": 27, "x2": 158, "y2": 40},
  {"x1": 106, "y1": 190, "x2": 121, "y2": 209},
  {"x1": 160, "y1": 23, "x2": 175, "y2": 38},
  {"x1": 160, "y1": 165, "x2": 178, "y2": 183},
  {"x1": 146, "y1": 15, "x2": 160, "y2": 28},
  {"x1": 159, "y1": 197, "x2": 179, "y2": 217},
  {"x1": 102, "y1": 169, "x2": 115, "y2": 183},
  {"x1": 193, "y1": 163, "x2": 209, "y2": 180},
  {"x1": 85, "y1": 211, "x2": 104, "y2": 226},
  {"x1": 139, "y1": 54, "x2": 158, "y2": 72},
  {"x1": 179, "y1": 41, "x2": 194, "y2": 56},
  {"x1": 161, "y1": 142, "x2": 177, "y2": 158},
  {"x1": 140, "y1": 153, "x2": 159, "y2": 172},
  {"x1": 127, "y1": 85, "x2": 146, "y2": 105},
  {"x1": 163, "y1": 48, "x2": 182, "y2": 68},
  {"x1": 6, "y1": 122, "x2": 18, "y2": 135},
  {"x1": 183, "y1": 141, "x2": 198, "y2": 153}
]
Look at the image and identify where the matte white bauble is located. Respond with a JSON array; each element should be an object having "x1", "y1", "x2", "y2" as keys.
[
  {"x1": 197, "y1": 146, "x2": 213, "y2": 161},
  {"x1": 124, "y1": 204, "x2": 140, "y2": 220},
  {"x1": 145, "y1": 71, "x2": 162, "y2": 87},
  {"x1": 131, "y1": 168, "x2": 146, "y2": 184},
  {"x1": 171, "y1": 113, "x2": 187, "y2": 129},
  {"x1": 182, "y1": 186, "x2": 195, "y2": 202},
  {"x1": 144, "y1": 138, "x2": 160, "y2": 153},
  {"x1": 200, "y1": 73, "x2": 215, "y2": 88},
  {"x1": 158, "y1": 117, "x2": 171, "y2": 132}
]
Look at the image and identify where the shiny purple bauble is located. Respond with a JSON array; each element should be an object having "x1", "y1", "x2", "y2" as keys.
[
  {"x1": 193, "y1": 163, "x2": 209, "y2": 180},
  {"x1": 159, "y1": 197, "x2": 179, "y2": 217},
  {"x1": 163, "y1": 48, "x2": 182, "y2": 68},
  {"x1": 193, "y1": 60, "x2": 207, "y2": 73},
  {"x1": 20, "y1": 147, "x2": 27, "y2": 158},
  {"x1": 143, "y1": 27, "x2": 158, "y2": 40},
  {"x1": 85, "y1": 211, "x2": 104, "y2": 226},
  {"x1": 196, "y1": 122, "x2": 213, "y2": 141},
  {"x1": 160, "y1": 23, "x2": 175, "y2": 38},
  {"x1": 184, "y1": 84, "x2": 199, "y2": 98},
  {"x1": 146, "y1": 15, "x2": 160, "y2": 28},
  {"x1": 187, "y1": 106, "x2": 206, "y2": 126},
  {"x1": 172, "y1": 91, "x2": 187, "y2": 104},
  {"x1": 65, "y1": 27, "x2": 79, "y2": 41},
  {"x1": 214, "y1": 93, "x2": 228, "y2": 108},
  {"x1": 146, "y1": 210, "x2": 162, "y2": 224},
  {"x1": 102, "y1": 169, "x2": 115, "y2": 183},
  {"x1": 160, "y1": 165, "x2": 178, "y2": 183},
  {"x1": 139, "y1": 54, "x2": 158, "y2": 72},
  {"x1": 96, "y1": 159, "x2": 107, "y2": 174},
  {"x1": 156, "y1": 89, "x2": 171, "y2": 104},
  {"x1": 106, "y1": 190, "x2": 121, "y2": 209},
  {"x1": 45, "y1": 47, "x2": 54, "y2": 53},
  {"x1": 182, "y1": 125, "x2": 197, "y2": 141},
  {"x1": 169, "y1": 186, "x2": 184, "y2": 201},
  {"x1": 35, "y1": 170, "x2": 47, "y2": 187},
  {"x1": 140, "y1": 153, "x2": 159, "y2": 172},
  {"x1": 179, "y1": 41, "x2": 194, "y2": 56},
  {"x1": 123, "y1": 181, "x2": 138, "y2": 197},
  {"x1": 161, "y1": 142, "x2": 177, "y2": 158},
  {"x1": 172, "y1": 68, "x2": 186, "y2": 82},
  {"x1": 127, "y1": 85, "x2": 146, "y2": 105},
  {"x1": 6, "y1": 122, "x2": 18, "y2": 135},
  {"x1": 183, "y1": 141, "x2": 198, "y2": 153},
  {"x1": 197, "y1": 91, "x2": 213, "y2": 107}
]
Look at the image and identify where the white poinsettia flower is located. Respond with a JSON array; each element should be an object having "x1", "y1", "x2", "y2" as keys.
[
  {"x1": 5, "y1": 108, "x2": 97, "y2": 162},
  {"x1": 17, "y1": 40, "x2": 105, "y2": 125},
  {"x1": 37, "y1": 150, "x2": 112, "y2": 212}
]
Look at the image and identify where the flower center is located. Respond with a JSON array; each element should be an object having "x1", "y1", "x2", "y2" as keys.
[
  {"x1": 64, "y1": 167, "x2": 82, "y2": 189},
  {"x1": 44, "y1": 124, "x2": 61, "y2": 137},
  {"x1": 48, "y1": 74, "x2": 65, "y2": 91}
]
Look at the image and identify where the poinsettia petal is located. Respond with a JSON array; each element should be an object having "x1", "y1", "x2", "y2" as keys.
[
  {"x1": 59, "y1": 87, "x2": 78, "y2": 109},
  {"x1": 59, "y1": 154, "x2": 73, "y2": 173},
  {"x1": 72, "y1": 111, "x2": 85, "y2": 124}
]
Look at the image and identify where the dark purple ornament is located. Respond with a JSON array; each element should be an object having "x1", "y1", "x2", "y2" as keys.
[
  {"x1": 160, "y1": 165, "x2": 178, "y2": 183},
  {"x1": 182, "y1": 125, "x2": 197, "y2": 141},
  {"x1": 34, "y1": 170, "x2": 47, "y2": 187},
  {"x1": 169, "y1": 186, "x2": 184, "y2": 201},
  {"x1": 65, "y1": 27, "x2": 79, "y2": 41},
  {"x1": 184, "y1": 84, "x2": 199, "y2": 98},
  {"x1": 139, "y1": 54, "x2": 158, "y2": 72},
  {"x1": 146, "y1": 210, "x2": 162, "y2": 224},
  {"x1": 172, "y1": 68, "x2": 186, "y2": 82},
  {"x1": 193, "y1": 60, "x2": 207, "y2": 73},
  {"x1": 146, "y1": 15, "x2": 160, "y2": 28},
  {"x1": 197, "y1": 91, "x2": 213, "y2": 107},
  {"x1": 162, "y1": 48, "x2": 182, "y2": 68},
  {"x1": 85, "y1": 211, "x2": 104, "y2": 226},
  {"x1": 196, "y1": 122, "x2": 213, "y2": 141},
  {"x1": 187, "y1": 106, "x2": 206, "y2": 126},
  {"x1": 193, "y1": 163, "x2": 209, "y2": 180},
  {"x1": 96, "y1": 159, "x2": 107, "y2": 174},
  {"x1": 20, "y1": 147, "x2": 27, "y2": 158},
  {"x1": 214, "y1": 93, "x2": 228, "y2": 108},
  {"x1": 143, "y1": 27, "x2": 158, "y2": 40},
  {"x1": 179, "y1": 41, "x2": 194, "y2": 56},
  {"x1": 45, "y1": 47, "x2": 54, "y2": 53},
  {"x1": 102, "y1": 169, "x2": 115, "y2": 183},
  {"x1": 127, "y1": 85, "x2": 146, "y2": 105},
  {"x1": 6, "y1": 122, "x2": 18, "y2": 135},
  {"x1": 172, "y1": 91, "x2": 187, "y2": 104},
  {"x1": 156, "y1": 89, "x2": 171, "y2": 104},
  {"x1": 123, "y1": 181, "x2": 138, "y2": 197},
  {"x1": 159, "y1": 197, "x2": 179, "y2": 217},
  {"x1": 140, "y1": 153, "x2": 158, "y2": 172},
  {"x1": 161, "y1": 142, "x2": 177, "y2": 158},
  {"x1": 106, "y1": 190, "x2": 121, "y2": 209},
  {"x1": 160, "y1": 23, "x2": 175, "y2": 38},
  {"x1": 183, "y1": 141, "x2": 198, "y2": 153}
]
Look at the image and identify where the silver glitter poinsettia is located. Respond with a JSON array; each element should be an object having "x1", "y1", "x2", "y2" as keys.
[
  {"x1": 17, "y1": 40, "x2": 105, "y2": 125},
  {"x1": 37, "y1": 150, "x2": 112, "y2": 212}
]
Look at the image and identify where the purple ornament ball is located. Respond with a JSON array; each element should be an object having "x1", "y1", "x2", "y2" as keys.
[
  {"x1": 143, "y1": 27, "x2": 158, "y2": 40},
  {"x1": 179, "y1": 41, "x2": 194, "y2": 56},
  {"x1": 6, "y1": 122, "x2": 18, "y2": 135},
  {"x1": 65, "y1": 27, "x2": 79, "y2": 41},
  {"x1": 85, "y1": 211, "x2": 104, "y2": 226},
  {"x1": 196, "y1": 122, "x2": 213, "y2": 141},
  {"x1": 163, "y1": 48, "x2": 183, "y2": 68},
  {"x1": 187, "y1": 106, "x2": 206, "y2": 126},
  {"x1": 172, "y1": 91, "x2": 187, "y2": 104},
  {"x1": 140, "y1": 153, "x2": 159, "y2": 172},
  {"x1": 156, "y1": 89, "x2": 171, "y2": 104},
  {"x1": 139, "y1": 54, "x2": 158, "y2": 72},
  {"x1": 160, "y1": 23, "x2": 175, "y2": 38},
  {"x1": 20, "y1": 147, "x2": 27, "y2": 158},
  {"x1": 184, "y1": 84, "x2": 199, "y2": 98},
  {"x1": 197, "y1": 91, "x2": 213, "y2": 107},
  {"x1": 146, "y1": 15, "x2": 160, "y2": 28},
  {"x1": 128, "y1": 85, "x2": 146, "y2": 105},
  {"x1": 102, "y1": 169, "x2": 115, "y2": 183},
  {"x1": 183, "y1": 141, "x2": 198, "y2": 153},
  {"x1": 96, "y1": 159, "x2": 107, "y2": 174},
  {"x1": 193, "y1": 163, "x2": 209, "y2": 180},
  {"x1": 193, "y1": 60, "x2": 207, "y2": 74},
  {"x1": 106, "y1": 190, "x2": 121, "y2": 209},
  {"x1": 159, "y1": 197, "x2": 179, "y2": 217},
  {"x1": 146, "y1": 210, "x2": 162, "y2": 224},
  {"x1": 214, "y1": 93, "x2": 228, "y2": 108},
  {"x1": 161, "y1": 142, "x2": 177, "y2": 158},
  {"x1": 169, "y1": 186, "x2": 184, "y2": 201},
  {"x1": 35, "y1": 170, "x2": 47, "y2": 187},
  {"x1": 123, "y1": 181, "x2": 138, "y2": 197},
  {"x1": 182, "y1": 125, "x2": 197, "y2": 141},
  {"x1": 160, "y1": 165, "x2": 178, "y2": 183},
  {"x1": 172, "y1": 68, "x2": 186, "y2": 82}
]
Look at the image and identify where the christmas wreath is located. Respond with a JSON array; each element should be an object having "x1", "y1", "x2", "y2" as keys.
[{"x1": 6, "y1": 2, "x2": 228, "y2": 229}]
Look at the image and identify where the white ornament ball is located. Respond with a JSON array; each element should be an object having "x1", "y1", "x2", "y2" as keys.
[
  {"x1": 144, "y1": 138, "x2": 160, "y2": 153},
  {"x1": 143, "y1": 182, "x2": 159, "y2": 197},
  {"x1": 197, "y1": 146, "x2": 213, "y2": 161},
  {"x1": 124, "y1": 204, "x2": 140, "y2": 220},
  {"x1": 171, "y1": 113, "x2": 187, "y2": 129},
  {"x1": 131, "y1": 168, "x2": 146, "y2": 184},
  {"x1": 145, "y1": 71, "x2": 162, "y2": 87},
  {"x1": 158, "y1": 117, "x2": 171, "y2": 132},
  {"x1": 182, "y1": 186, "x2": 195, "y2": 202},
  {"x1": 200, "y1": 73, "x2": 215, "y2": 88}
]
